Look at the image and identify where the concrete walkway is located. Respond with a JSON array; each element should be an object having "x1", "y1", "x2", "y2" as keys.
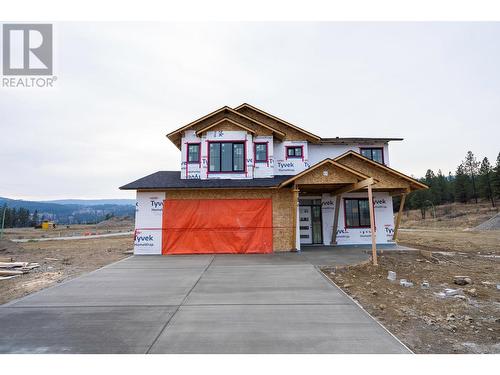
[{"x1": 0, "y1": 249, "x2": 410, "y2": 353}]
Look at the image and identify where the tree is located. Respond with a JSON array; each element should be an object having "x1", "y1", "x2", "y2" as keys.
[
  {"x1": 478, "y1": 157, "x2": 495, "y2": 207},
  {"x1": 31, "y1": 210, "x2": 39, "y2": 227},
  {"x1": 463, "y1": 151, "x2": 480, "y2": 203},
  {"x1": 437, "y1": 170, "x2": 453, "y2": 203},
  {"x1": 455, "y1": 163, "x2": 469, "y2": 203},
  {"x1": 494, "y1": 152, "x2": 500, "y2": 200}
]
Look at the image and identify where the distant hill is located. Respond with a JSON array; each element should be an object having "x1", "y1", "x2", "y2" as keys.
[
  {"x1": 0, "y1": 196, "x2": 135, "y2": 225},
  {"x1": 44, "y1": 199, "x2": 135, "y2": 206}
]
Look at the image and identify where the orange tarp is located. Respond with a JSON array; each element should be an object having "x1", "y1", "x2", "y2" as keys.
[{"x1": 162, "y1": 199, "x2": 273, "y2": 254}]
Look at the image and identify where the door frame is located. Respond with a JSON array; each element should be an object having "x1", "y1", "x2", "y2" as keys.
[{"x1": 299, "y1": 198, "x2": 323, "y2": 245}]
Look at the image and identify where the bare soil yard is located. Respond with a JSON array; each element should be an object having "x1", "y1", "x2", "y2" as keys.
[
  {"x1": 0, "y1": 235, "x2": 133, "y2": 305},
  {"x1": 401, "y1": 202, "x2": 499, "y2": 230},
  {"x1": 2, "y1": 217, "x2": 134, "y2": 240},
  {"x1": 323, "y1": 228, "x2": 500, "y2": 354}
]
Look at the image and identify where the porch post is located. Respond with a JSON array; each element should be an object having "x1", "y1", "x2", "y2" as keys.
[
  {"x1": 367, "y1": 183, "x2": 378, "y2": 266},
  {"x1": 330, "y1": 194, "x2": 341, "y2": 245},
  {"x1": 292, "y1": 184, "x2": 300, "y2": 251},
  {"x1": 393, "y1": 193, "x2": 406, "y2": 242}
]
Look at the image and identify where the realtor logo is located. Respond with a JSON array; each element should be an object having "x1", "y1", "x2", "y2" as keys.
[{"x1": 2, "y1": 24, "x2": 53, "y2": 75}]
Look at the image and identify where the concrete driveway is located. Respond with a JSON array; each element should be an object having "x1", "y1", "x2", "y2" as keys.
[{"x1": 0, "y1": 250, "x2": 410, "y2": 353}]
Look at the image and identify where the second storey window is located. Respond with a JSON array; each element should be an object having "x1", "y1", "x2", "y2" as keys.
[
  {"x1": 187, "y1": 143, "x2": 200, "y2": 163},
  {"x1": 344, "y1": 198, "x2": 371, "y2": 228},
  {"x1": 209, "y1": 142, "x2": 245, "y2": 172},
  {"x1": 286, "y1": 146, "x2": 303, "y2": 159},
  {"x1": 254, "y1": 143, "x2": 268, "y2": 163},
  {"x1": 360, "y1": 147, "x2": 384, "y2": 164}
]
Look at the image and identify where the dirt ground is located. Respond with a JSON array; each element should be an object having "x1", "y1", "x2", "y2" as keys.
[
  {"x1": 0, "y1": 235, "x2": 133, "y2": 305},
  {"x1": 2, "y1": 217, "x2": 134, "y2": 240},
  {"x1": 401, "y1": 202, "x2": 499, "y2": 230},
  {"x1": 398, "y1": 228, "x2": 500, "y2": 254},
  {"x1": 322, "y1": 230, "x2": 500, "y2": 354}
]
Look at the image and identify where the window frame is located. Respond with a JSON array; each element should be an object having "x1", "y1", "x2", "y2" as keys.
[
  {"x1": 359, "y1": 147, "x2": 384, "y2": 164},
  {"x1": 207, "y1": 140, "x2": 246, "y2": 173},
  {"x1": 186, "y1": 142, "x2": 201, "y2": 164},
  {"x1": 285, "y1": 145, "x2": 304, "y2": 159},
  {"x1": 343, "y1": 198, "x2": 373, "y2": 229},
  {"x1": 254, "y1": 142, "x2": 268, "y2": 163}
]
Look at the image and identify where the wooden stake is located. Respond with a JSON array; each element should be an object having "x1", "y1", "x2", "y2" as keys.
[
  {"x1": 393, "y1": 193, "x2": 406, "y2": 242},
  {"x1": 292, "y1": 185, "x2": 300, "y2": 251},
  {"x1": 367, "y1": 184, "x2": 378, "y2": 266},
  {"x1": 330, "y1": 195, "x2": 341, "y2": 245}
]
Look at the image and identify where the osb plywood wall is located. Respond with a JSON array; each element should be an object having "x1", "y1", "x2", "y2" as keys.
[
  {"x1": 337, "y1": 155, "x2": 411, "y2": 190},
  {"x1": 192, "y1": 110, "x2": 274, "y2": 137},
  {"x1": 199, "y1": 119, "x2": 250, "y2": 134},
  {"x1": 294, "y1": 163, "x2": 360, "y2": 185},
  {"x1": 165, "y1": 188, "x2": 295, "y2": 252}
]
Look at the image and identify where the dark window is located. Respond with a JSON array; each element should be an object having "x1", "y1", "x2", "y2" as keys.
[
  {"x1": 209, "y1": 142, "x2": 245, "y2": 172},
  {"x1": 254, "y1": 143, "x2": 268, "y2": 162},
  {"x1": 187, "y1": 143, "x2": 200, "y2": 163},
  {"x1": 344, "y1": 198, "x2": 371, "y2": 228},
  {"x1": 360, "y1": 148, "x2": 384, "y2": 164},
  {"x1": 286, "y1": 146, "x2": 303, "y2": 158}
]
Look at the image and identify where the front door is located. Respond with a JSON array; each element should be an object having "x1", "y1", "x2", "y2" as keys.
[{"x1": 299, "y1": 206, "x2": 312, "y2": 244}]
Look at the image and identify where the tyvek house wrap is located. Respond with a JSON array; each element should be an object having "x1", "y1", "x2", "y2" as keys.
[{"x1": 134, "y1": 192, "x2": 165, "y2": 254}]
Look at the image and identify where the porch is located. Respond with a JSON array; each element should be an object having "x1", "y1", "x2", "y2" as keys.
[{"x1": 277, "y1": 154, "x2": 428, "y2": 265}]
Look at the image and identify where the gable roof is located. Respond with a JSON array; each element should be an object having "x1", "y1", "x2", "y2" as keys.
[
  {"x1": 166, "y1": 106, "x2": 286, "y2": 148},
  {"x1": 333, "y1": 151, "x2": 428, "y2": 190},
  {"x1": 278, "y1": 158, "x2": 371, "y2": 188},
  {"x1": 234, "y1": 103, "x2": 321, "y2": 142}
]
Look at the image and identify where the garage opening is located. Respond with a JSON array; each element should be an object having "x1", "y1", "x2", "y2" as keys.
[{"x1": 162, "y1": 198, "x2": 273, "y2": 254}]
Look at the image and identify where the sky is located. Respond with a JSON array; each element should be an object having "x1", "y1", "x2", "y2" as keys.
[{"x1": 1, "y1": 22, "x2": 499, "y2": 200}]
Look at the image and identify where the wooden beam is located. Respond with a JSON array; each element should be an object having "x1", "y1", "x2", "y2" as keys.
[
  {"x1": 291, "y1": 185, "x2": 300, "y2": 251},
  {"x1": 330, "y1": 178, "x2": 374, "y2": 196},
  {"x1": 393, "y1": 193, "x2": 407, "y2": 242},
  {"x1": 367, "y1": 183, "x2": 378, "y2": 266},
  {"x1": 330, "y1": 195, "x2": 341, "y2": 245}
]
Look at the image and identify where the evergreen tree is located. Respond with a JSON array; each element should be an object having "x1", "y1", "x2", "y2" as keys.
[
  {"x1": 463, "y1": 151, "x2": 480, "y2": 203},
  {"x1": 494, "y1": 152, "x2": 500, "y2": 199},
  {"x1": 437, "y1": 170, "x2": 452, "y2": 203},
  {"x1": 455, "y1": 163, "x2": 469, "y2": 203},
  {"x1": 31, "y1": 210, "x2": 39, "y2": 227},
  {"x1": 478, "y1": 157, "x2": 495, "y2": 207}
]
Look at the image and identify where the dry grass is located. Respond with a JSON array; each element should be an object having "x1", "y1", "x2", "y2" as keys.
[
  {"x1": 399, "y1": 229, "x2": 500, "y2": 254},
  {"x1": 401, "y1": 202, "x2": 499, "y2": 230}
]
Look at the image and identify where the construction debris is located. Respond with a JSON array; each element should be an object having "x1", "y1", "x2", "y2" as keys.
[
  {"x1": 419, "y1": 249, "x2": 439, "y2": 263},
  {"x1": 454, "y1": 276, "x2": 472, "y2": 286},
  {"x1": 0, "y1": 261, "x2": 40, "y2": 279},
  {"x1": 400, "y1": 279, "x2": 414, "y2": 287},
  {"x1": 387, "y1": 271, "x2": 396, "y2": 281}
]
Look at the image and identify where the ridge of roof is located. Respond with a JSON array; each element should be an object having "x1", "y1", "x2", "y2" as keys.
[
  {"x1": 166, "y1": 106, "x2": 285, "y2": 144},
  {"x1": 234, "y1": 103, "x2": 321, "y2": 142}
]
